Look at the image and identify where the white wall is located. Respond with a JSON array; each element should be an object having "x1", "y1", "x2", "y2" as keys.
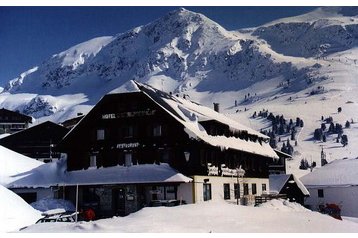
[
  {"x1": 305, "y1": 186, "x2": 358, "y2": 218},
  {"x1": 187, "y1": 176, "x2": 269, "y2": 205},
  {"x1": 177, "y1": 183, "x2": 194, "y2": 204}
]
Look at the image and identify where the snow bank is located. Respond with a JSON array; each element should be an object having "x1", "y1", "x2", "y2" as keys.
[
  {"x1": 20, "y1": 200, "x2": 358, "y2": 233},
  {"x1": 258, "y1": 199, "x2": 309, "y2": 212},
  {"x1": 0, "y1": 185, "x2": 42, "y2": 232},
  {"x1": 0, "y1": 145, "x2": 43, "y2": 186}
]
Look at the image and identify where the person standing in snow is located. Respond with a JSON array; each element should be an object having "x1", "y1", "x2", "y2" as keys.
[{"x1": 84, "y1": 207, "x2": 96, "y2": 221}]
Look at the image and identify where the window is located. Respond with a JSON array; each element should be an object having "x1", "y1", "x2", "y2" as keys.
[
  {"x1": 223, "y1": 184, "x2": 230, "y2": 200},
  {"x1": 262, "y1": 184, "x2": 267, "y2": 192},
  {"x1": 97, "y1": 129, "x2": 105, "y2": 140},
  {"x1": 203, "y1": 183, "x2": 212, "y2": 201},
  {"x1": 90, "y1": 155, "x2": 97, "y2": 167},
  {"x1": 125, "y1": 153, "x2": 132, "y2": 167},
  {"x1": 234, "y1": 183, "x2": 240, "y2": 199},
  {"x1": 252, "y1": 183, "x2": 257, "y2": 195},
  {"x1": 123, "y1": 125, "x2": 134, "y2": 138},
  {"x1": 243, "y1": 183, "x2": 249, "y2": 195},
  {"x1": 318, "y1": 189, "x2": 324, "y2": 198},
  {"x1": 153, "y1": 124, "x2": 162, "y2": 137}
]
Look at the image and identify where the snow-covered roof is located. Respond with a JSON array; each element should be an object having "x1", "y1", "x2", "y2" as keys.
[
  {"x1": 300, "y1": 157, "x2": 358, "y2": 188},
  {"x1": 6, "y1": 159, "x2": 192, "y2": 188},
  {"x1": 269, "y1": 174, "x2": 309, "y2": 196},
  {"x1": 64, "y1": 163, "x2": 192, "y2": 186},
  {"x1": 134, "y1": 81, "x2": 278, "y2": 159}
]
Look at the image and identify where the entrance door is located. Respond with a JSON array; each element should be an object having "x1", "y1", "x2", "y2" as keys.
[
  {"x1": 113, "y1": 187, "x2": 126, "y2": 216},
  {"x1": 203, "y1": 183, "x2": 212, "y2": 201}
]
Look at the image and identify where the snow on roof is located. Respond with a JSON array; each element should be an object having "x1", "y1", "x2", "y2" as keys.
[
  {"x1": 135, "y1": 81, "x2": 278, "y2": 159},
  {"x1": 0, "y1": 184, "x2": 42, "y2": 232},
  {"x1": 6, "y1": 159, "x2": 192, "y2": 188},
  {"x1": 269, "y1": 174, "x2": 290, "y2": 194},
  {"x1": 269, "y1": 174, "x2": 309, "y2": 196},
  {"x1": 108, "y1": 80, "x2": 141, "y2": 94},
  {"x1": 63, "y1": 163, "x2": 192, "y2": 186},
  {"x1": 300, "y1": 157, "x2": 358, "y2": 188}
]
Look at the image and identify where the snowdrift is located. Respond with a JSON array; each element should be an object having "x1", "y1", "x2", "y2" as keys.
[{"x1": 0, "y1": 185, "x2": 42, "y2": 232}]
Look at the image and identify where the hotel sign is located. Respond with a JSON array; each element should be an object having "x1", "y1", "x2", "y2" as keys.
[{"x1": 102, "y1": 110, "x2": 156, "y2": 119}]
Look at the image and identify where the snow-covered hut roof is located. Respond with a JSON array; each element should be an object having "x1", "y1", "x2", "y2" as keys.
[
  {"x1": 134, "y1": 81, "x2": 278, "y2": 159},
  {"x1": 6, "y1": 159, "x2": 192, "y2": 188},
  {"x1": 269, "y1": 174, "x2": 309, "y2": 196},
  {"x1": 63, "y1": 163, "x2": 192, "y2": 186},
  {"x1": 300, "y1": 157, "x2": 358, "y2": 188}
]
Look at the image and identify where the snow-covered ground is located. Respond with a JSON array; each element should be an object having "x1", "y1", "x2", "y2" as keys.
[
  {"x1": 17, "y1": 199, "x2": 358, "y2": 233},
  {"x1": 0, "y1": 185, "x2": 42, "y2": 233}
]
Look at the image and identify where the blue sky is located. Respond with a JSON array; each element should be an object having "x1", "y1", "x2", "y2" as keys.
[{"x1": 0, "y1": 6, "x2": 317, "y2": 85}]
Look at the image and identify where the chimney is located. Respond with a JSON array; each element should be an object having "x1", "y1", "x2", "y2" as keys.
[{"x1": 213, "y1": 103, "x2": 220, "y2": 113}]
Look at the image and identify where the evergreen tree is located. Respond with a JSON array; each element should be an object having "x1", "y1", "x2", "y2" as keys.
[
  {"x1": 314, "y1": 128, "x2": 323, "y2": 140},
  {"x1": 321, "y1": 123, "x2": 326, "y2": 131},
  {"x1": 341, "y1": 134, "x2": 348, "y2": 147},
  {"x1": 267, "y1": 112, "x2": 275, "y2": 121},
  {"x1": 278, "y1": 123, "x2": 285, "y2": 135},
  {"x1": 336, "y1": 123, "x2": 343, "y2": 135},
  {"x1": 281, "y1": 142, "x2": 287, "y2": 154},
  {"x1": 329, "y1": 122, "x2": 335, "y2": 133},
  {"x1": 291, "y1": 130, "x2": 296, "y2": 140}
]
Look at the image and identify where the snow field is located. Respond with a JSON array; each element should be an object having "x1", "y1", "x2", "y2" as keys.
[{"x1": 19, "y1": 200, "x2": 358, "y2": 233}]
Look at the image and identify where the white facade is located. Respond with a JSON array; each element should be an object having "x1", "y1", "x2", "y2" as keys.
[
  {"x1": 178, "y1": 176, "x2": 269, "y2": 205},
  {"x1": 304, "y1": 186, "x2": 358, "y2": 217},
  {"x1": 301, "y1": 158, "x2": 358, "y2": 218}
]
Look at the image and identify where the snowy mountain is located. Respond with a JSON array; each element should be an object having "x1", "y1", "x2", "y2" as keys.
[
  {"x1": 0, "y1": 7, "x2": 333, "y2": 119},
  {"x1": 1, "y1": 7, "x2": 358, "y2": 177}
]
